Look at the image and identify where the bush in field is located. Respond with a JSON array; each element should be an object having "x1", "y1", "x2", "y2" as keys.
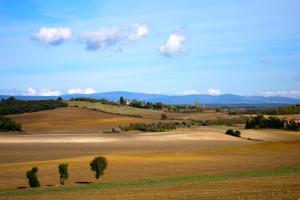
[
  {"x1": 120, "y1": 122, "x2": 176, "y2": 132},
  {"x1": 26, "y1": 167, "x2": 40, "y2": 188},
  {"x1": 0, "y1": 117, "x2": 21, "y2": 131},
  {"x1": 225, "y1": 129, "x2": 241, "y2": 137},
  {"x1": 90, "y1": 156, "x2": 107, "y2": 180},
  {"x1": 161, "y1": 113, "x2": 167, "y2": 120},
  {"x1": 58, "y1": 163, "x2": 69, "y2": 185}
]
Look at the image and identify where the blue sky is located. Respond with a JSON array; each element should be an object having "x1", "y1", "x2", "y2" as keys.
[{"x1": 0, "y1": 0, "x2": 300, "y2": 97}]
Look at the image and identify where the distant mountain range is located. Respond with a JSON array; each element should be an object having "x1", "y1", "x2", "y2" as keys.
[{"x1": 1, "y1": 91, "x2": 300, "y2": 106}]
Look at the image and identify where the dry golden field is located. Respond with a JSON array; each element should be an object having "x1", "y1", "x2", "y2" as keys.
[{"x1": 1, "y1": 107, "x2": 300, "y2": 199}]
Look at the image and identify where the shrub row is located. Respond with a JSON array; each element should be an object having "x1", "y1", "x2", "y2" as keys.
[{"x1": 120, "y1": 122, "x2": 176, "y2": 132}]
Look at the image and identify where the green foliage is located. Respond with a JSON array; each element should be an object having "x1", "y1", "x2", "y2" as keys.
[
  {"x1": 26, "y1": 167, "x2": 40, "y2": 188},
  {"x1": 0, "y1": 97, "x2": 67, "y2": 115},
  {"x1": 58, "y1": 163, "x2": 69, "y2": 185},
  {"x1": 90, "y1": 156, "x2": 107, "y2": 180},
  {"x1": 0, "y1": 117, "x2": 21, "y2": 131},
  {"x1": 120, "y1": 122, "x2": 176, "y2": 132},
  {"x1": 71, "y1": 97, "x2": 117, "y2": 105},
  {"x1": 286, "y1": 120, "x2": 300, "y2": 131},
  {"x1": 245, "y1": 115, "x2": 300, "y2": 131},
  {"x1": 119, "y1": 96, "x2": 126, "y2": 105},
  {"x1": 225, "y1": 129, "x2": 241, "y2": 137}
]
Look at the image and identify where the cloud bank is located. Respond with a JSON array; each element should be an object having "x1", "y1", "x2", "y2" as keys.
[
  {"x1": 32, "y1": 27, "x2": 72, "y2": 45},
  {"x1": 24, "y1": 88, "x2": 61, "y2": 96},
  {"x1": 260, "y1": 90, "x2": 300, "y2": 98},
  {"x1": 181, "y1": 88, "x2": 221, "y2": 96},
  {"x1": 68, "y1": 88, "x2": 97, "y2": 94},
  {"x1": 160, "y1": 30, "x2": 186, "y2": 57}
]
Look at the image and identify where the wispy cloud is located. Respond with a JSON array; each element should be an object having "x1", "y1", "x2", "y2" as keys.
[
  {"x1": 260, "y1": 90, "x2": 300, "y2": 98},
  {"x1": 31, "y1": 27, "x2": 72, "y2": 45},
  {"x1": 23, "y1": 88, "x2": 61, "y2": 96},
  {"x1": 80, "y1": 23, "x2": 149, "y2": 51},
  {"x1": 160, "y1": 29, "x2": 186, "y2": 57},
  {"x1": 181, "y1": 88, "x2": 221, "y2": 96},
  {"x1": 68, "y1": 88, "x2": 97, "y2": 94}
]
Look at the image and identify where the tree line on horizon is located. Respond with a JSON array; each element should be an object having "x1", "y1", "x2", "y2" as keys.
[{"x1": 0, "y1": 97, "x2": 67, "y2": 115}]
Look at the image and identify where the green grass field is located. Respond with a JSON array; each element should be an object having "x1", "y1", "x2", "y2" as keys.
[{"x1": 1, "y1": 166, "x2": 299, "y2": 199}]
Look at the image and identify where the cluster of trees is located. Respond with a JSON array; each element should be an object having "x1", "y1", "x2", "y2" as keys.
[
  {"x1": 0, "y1": 97, "x2": 67, "y2": 115},
  {"x1": 120, "y1": 97, "x2": 206, "y2": 112},
  {"x1": 229, "y1": 105, "x2": 300, "y2": 115},
  {"x1": 225, "y1": 129, "x2": 241, "y2": 137},
  {"x1": 0, "y1": 117, "x2": 21, "y2": 131},
  {"x1": 70, "y1": 97, "x2": 117, "y2": 105},
  {"x1": 123, "y1": 98, "x2": 165, "y2": 110},
  {"x1": 26, "y1": 156, "x2": 107, "y2": 188},
  {"x1": 245, "y1": 115, "x2": 300, "y2": 131},
  {"x1": 120, "y1": 122, "x2": 176, "y2": 132}
]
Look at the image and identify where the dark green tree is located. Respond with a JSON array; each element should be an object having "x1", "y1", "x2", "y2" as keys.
[
  {"x1": 90, "y1": 156, "x2": 107, "y2": 180},
  {"x1": 26, "y1": 167, "x2": 40, "y2": 188},
  {"x1": 58, "y1": 163, "x2": 69, "y2": 185},
  {"x1": 119, "y1": 97, "x2": 125, "y2": 105}
]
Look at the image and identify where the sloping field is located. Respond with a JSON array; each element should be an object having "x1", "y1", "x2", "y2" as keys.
[
  {"x1": 1, "y1": 166, "x2": 299, "y2": 200},
  {"x1": 67, "y1": 101, "x2": 235, "y2": 120},
  {"x1": 8, "y1": 107, "x2": 157, "y2": 134},
  {"x1": 68, "y1": 101, "x2": 164, "y2": 119}
]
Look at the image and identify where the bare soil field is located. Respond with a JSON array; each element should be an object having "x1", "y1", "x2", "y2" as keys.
[{"x1": 8, "y1": 107, "x2": 157, "y2": 134}]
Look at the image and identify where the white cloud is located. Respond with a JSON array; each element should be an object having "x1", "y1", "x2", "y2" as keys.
[
  {"x1": 24, "y1": 88, "x2": 37, "y2": 96},
  {"x1": 32, "y1": 27, "x2": 72, "y2": 45},
  {"x1": 160, "y1": 30, "x2": 186, "y2": 57},
  {"x1": 128, "y1": 24, "x2": 149, "y2": 41},
  {"x1": 181, "y1": 88, "x2": 221, "y2": 96},
  {"x1": 68, "y1": 88, "x2": 97, "y2": 94},
  {"x1": 39, "y1": 89, "x2": 61, "y2": 96},
  {"x1": 23, "y1": 88, "x2": 61, "y2": 96},
  {"x1": 207, "y1": 88, "x2": 221, "y2": 95},
  {"x1": 80, "y1": 27, "x2": 124, "y2": 51},
  {"x1": 260, "y1": 90, "x2": 300, "y2": 98},
  {"x1": 80, "y1": 23, "x2": 149, "y2": 51}
]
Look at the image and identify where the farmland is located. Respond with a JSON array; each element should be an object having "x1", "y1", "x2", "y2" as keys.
[{"x1": 0, "y1": 104, "x2": 300, "y2": 199}]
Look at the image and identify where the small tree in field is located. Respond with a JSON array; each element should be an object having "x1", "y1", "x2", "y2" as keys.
[
  {"x1": 90, "y1": 156, "x2": 107, "y2": 180},
  {"x1": 26, "y1": 167, "x2": 40, "y2": 188},
  {"x1": 161, "y1": 113, "x2": 167, "y2": 120},
  {"x1": 119, "y1": 96, "x2": 125, "y2": 105},
  {"x1": 58, "y1": 163, "x2": 69, "y2": 185}
]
